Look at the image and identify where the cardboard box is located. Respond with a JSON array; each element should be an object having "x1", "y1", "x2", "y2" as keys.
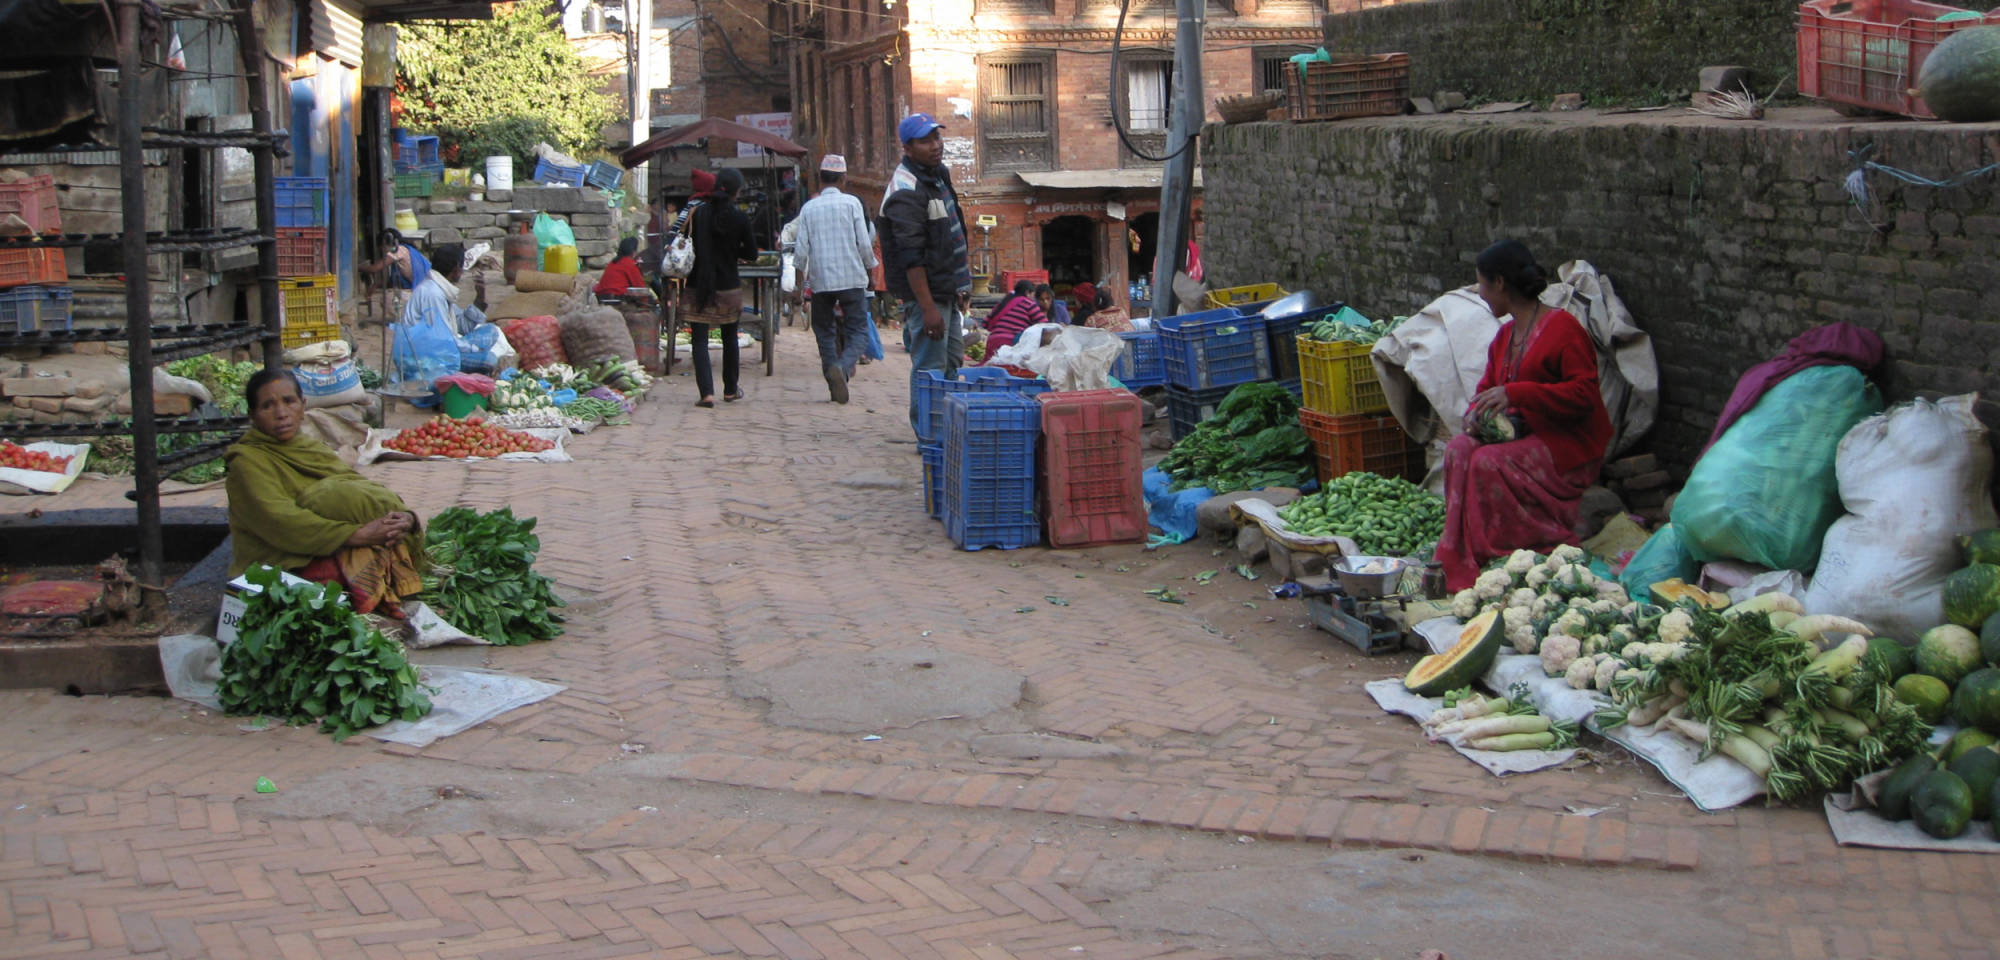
[{"x1": 216, "y1": 570, "x2": 323, "y2": 645}]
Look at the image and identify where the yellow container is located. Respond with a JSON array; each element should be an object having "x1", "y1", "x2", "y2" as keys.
[
  {"x1": 1204, "y1": 283, "x2": 1287, "y2": 311},
  {"x1": 1296, "y1": 336, "x2": 1390, "y2": 417},
  {"x1": 393, "y1": 208, "x2": 419, "y2": 233},
  {"x1": 542, "y1": 244, "x2": 579, "y2": 275}
]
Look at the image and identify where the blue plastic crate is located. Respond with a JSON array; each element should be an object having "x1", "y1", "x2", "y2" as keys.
[
  {"x1": 273, "y1": 176, "x2": 328, "y2": 228},
  {"x1": 532, "y1": 157, "x2": 588, "y2": 188},
  {"x1": 921, "y1": 443, "x2": 944, "y2": 520},
  {"x1": 942, "y1": 393, "x2": 1041, "y2": 550},
  {"x1": 913, "y1": 367, "x2": 1051, "y2": 444},
  {"x1": 0, "y1": 285, "x2": 73, "y2": 333},
  {"x1": 1158, "y1": 308, "x2": 1271, "y2": 390},
  {"x1": 394, "y1": 134, "x2": 441, "y2": 173},
  {"x1": 1110, "y1": 330, "x2": 1166, "y2": 389},
  {"x1": 586, "y1": 160, "x2": 624, "y2": 191}
]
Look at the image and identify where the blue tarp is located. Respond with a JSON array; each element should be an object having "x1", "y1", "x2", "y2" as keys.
[{"x1": 1144, "y1": 467, "x2": 1211, "y2": 542}]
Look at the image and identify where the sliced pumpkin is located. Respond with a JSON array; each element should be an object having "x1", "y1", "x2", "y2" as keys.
[
  {"x1": 1650, "y1": 578, "x2": 1730, "y2": 610},
  {"x1": 1405, "y1": 608, "x2": 1504, "y2": 697}
]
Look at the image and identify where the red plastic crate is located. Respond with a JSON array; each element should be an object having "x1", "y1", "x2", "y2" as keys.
[
  {"x1": 1037, "y1": 390, "x2": 1146, "y2": 547},
  {"x1": 275, "y1": 227, "x2": 328, "y2": 276},
  {"x1": 1299, "y1": 408, "x2": 1422, "y2": 484},
  {"x1": 0, "y1": 175, "x2": 60, "y2": 234},
  {"x1": 1796, "y1": 0, "x2": 1999, "y2": 119},
  {"x1": 0, "y1": 248, "x2": 66, "y2": 289}
]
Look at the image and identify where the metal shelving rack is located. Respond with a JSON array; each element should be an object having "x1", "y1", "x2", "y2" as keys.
[{"x1": 0, "y1": 0, "x2": 284, "y2": 594}]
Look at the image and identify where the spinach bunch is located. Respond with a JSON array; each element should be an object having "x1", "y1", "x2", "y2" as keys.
[
  {"x1": 218, "y1": 565, "x2": 432, "y2": 740},
  {"x1": 424, "y1": 507, "x2": 566, "y2": 645},
  {"x1": 1161, "y1": 381, "x2": 1314, "y2": 493}
]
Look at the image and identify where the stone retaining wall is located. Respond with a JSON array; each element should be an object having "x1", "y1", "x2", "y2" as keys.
[{"x1": 404, "y1": 185, "x2": 633, "y2": 269}]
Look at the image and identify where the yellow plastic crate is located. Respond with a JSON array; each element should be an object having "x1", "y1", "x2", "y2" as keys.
[
  {"x1": 279, "y1": 274, "x2": 340, "y2": 347},
  {"x1": 1297, "y1": 336, "x2": 1389, "y2": 416},
  {"x1": 1204, "y1": 283, "x2": 1287, "y2": 311}
]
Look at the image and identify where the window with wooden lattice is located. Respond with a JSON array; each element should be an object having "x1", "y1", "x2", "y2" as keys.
[{"x1": 979, "y1": 54, "x2": 1056, "y2": 174}]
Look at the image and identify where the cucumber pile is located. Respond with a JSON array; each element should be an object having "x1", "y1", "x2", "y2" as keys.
[{"x1": 1275, "y1": 471, "x2": 1444, "y2": 557}]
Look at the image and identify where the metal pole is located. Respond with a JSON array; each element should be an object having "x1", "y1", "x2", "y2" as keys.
[
  {"x1": 116, "y1": 0, "x2": 164, "y2": 595},
  {"x1": 231, "y1": 0, "x2": 282, "y2": 368},
  {"x1": 630, "y1": 0, "x2": 651, "y2": 202},
  {"x1": 1148, "y1": 0, "x2": 1203, "y2": 320}
]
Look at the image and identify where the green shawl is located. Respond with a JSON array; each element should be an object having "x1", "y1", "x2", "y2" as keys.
[{"x1": 224, "y1": 430, "x2": 410, "y2": 576}]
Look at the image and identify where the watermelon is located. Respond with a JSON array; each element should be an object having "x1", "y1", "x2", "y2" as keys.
[
  {"x1": 1866, "y1": 636, "x2": 1915, "y2": 681},
  {"x1": 1878, "y1": 753, "x2": 1939, "y2": 821},
  {"x1": 1918, "y1": 26, "x2": 2000, "y2": 123},
  {"x1": 1943, "y1": 564, "x2": 2000, "y2": 628},
  {"x1": 1912, "y1": 770, "x2": 1974, "y2": 839},
  {"x1": 1918, "y1": 624, "x2": 1983, "y2": 686},
  {"x1": 1945, "y1": 728, "x2": 1998, "y2": 763},
  {"x1": 1981, "y1": 611, "x2": 2000, "y2": 666},
  {"x1": 1953, "y1": 668, "x2": 2000, "y2": 735},
  {"x1": 1964, "y1": 529, "x2": 2000, "y2": 566},
  {"x1": 1895, "y1": 673, "x2": 1953, "y2": 724},
  {"x1": 1947, "y1": 748, "x2": 2000, "y2": 819}
]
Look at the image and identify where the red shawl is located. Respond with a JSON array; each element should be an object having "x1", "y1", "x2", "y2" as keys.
[{"x1": 1474, "y1": 308, "x2": 1612, "y2": 474}]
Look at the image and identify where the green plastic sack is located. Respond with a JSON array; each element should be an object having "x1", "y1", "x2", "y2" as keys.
[
  {"x1": 1670, "y1": 365, "x2": 1883, "y2": 572},
  {"x1": 1619, "y1": 523, "x2": 1700, "y2": 599},
  {"x1": 531, "y1": 212, "x2": 575, "y2": 258}
]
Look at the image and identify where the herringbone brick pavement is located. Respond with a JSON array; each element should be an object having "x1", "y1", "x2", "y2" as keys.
[{"x1": 5, "y1": 341, "x2": 1997, "y2": 959}]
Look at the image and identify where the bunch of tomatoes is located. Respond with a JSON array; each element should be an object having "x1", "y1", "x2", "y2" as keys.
[
  {"x1": 383, "y1": 416, "x2": 553, "y2": 459},
  {"x1": 0, "y1": 441, "x2": 73, "y2": 473}
]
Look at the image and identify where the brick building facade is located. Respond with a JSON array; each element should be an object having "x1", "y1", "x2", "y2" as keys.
[{"x1": 778, "y1": 0, "x2": 1323, "y2": 306}]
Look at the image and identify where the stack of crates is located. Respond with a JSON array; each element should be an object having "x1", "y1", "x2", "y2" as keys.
[
  {"x1": 913, "y1": 367, "x2": 1050, "y2": 447},
  {"x1": 943, "y1": 393, "x2": 1042, "y2": 550},
  {"x1": 0, "y1": 176, "x2": 69, "y2": 327},
  {"x1": 1293, "y1": 305, "x2": 1420, "y2": 482},
  {"x1": 278, "y1": 275, "x2": 340, "y2": 348},
  {"x1": 1158, "y1": 307, "x2": 1273, "y2": 441},
  {"x1": 274, "y1": 176, "x2": 329, "y2": 228},
  {"x1": 393, "y1": 130, "x2": 443, "y2": 176},
  {"x1": 1038, "y1": 390, "x2": 1146, "y2": 548}
]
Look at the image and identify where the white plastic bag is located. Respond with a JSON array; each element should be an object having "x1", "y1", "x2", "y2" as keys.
[
  {"x1": 1013, "y1": 325, "x2": 1124, "y2": 392},
  {"x1": 1803, "y1": 394, "x2": 1997, "y2": 639}
]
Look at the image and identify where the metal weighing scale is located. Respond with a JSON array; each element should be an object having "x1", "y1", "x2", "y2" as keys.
[{"x1": 1296, "y1": 556, "x2": 1422, "y2": 656}]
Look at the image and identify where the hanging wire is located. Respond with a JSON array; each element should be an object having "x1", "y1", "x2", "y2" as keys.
[{"x1": 1110, "y1": 0, "x2": 1195, "y2": 164}]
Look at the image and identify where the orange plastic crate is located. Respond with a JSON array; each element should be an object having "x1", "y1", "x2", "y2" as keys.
[
  {"x1": 1297, "y1": 336, "x2": 1388, "y2": 416},
  {"x1": 1796, "y1": 0, "x2": 1999, "y2": 118},
  {"x1": 0, "y1": 248, "x2": 66, "y2": 289},
  {"x1": 1299, "y1": 408, "x2": 1421, "y2": 483},
  {"x1": 0, "y1": 175, "x2": 60, "y2": 234},
  {"x1": 275, "y1": 227, "x2": 327, "y2": 276},
  {"x1": 1038, "y1": 390, "x2": 1146, "y2": 548}
]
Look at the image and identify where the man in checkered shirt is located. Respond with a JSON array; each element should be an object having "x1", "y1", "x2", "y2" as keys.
[{"x1": 792, "y1": 154, "x2": 878, "y2": 404}]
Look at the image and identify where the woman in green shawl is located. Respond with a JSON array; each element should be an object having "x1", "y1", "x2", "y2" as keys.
[{"x1": 225, "y1": 369, "x2": 424, "y2": 616}]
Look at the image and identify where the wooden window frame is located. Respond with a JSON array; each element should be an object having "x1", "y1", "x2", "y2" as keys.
[{"x1": 978, "y1": 52, "x2": 1057, "y2": 176}]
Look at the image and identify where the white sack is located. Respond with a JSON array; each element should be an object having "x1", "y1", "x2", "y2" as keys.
[{"x1": 1802, "y1": 394, "x2": 1997, "y2": 638}]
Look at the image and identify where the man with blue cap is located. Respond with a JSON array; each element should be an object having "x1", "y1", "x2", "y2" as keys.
[{"x1": 879, "y1": 112, "x2": 972, "y2": 438}]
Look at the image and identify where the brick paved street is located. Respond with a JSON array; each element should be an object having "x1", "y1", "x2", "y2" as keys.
[{"x1": 4, "y1": 342, "x2": 1997, "y2": 959}]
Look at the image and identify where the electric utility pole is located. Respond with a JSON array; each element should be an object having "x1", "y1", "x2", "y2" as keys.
[{"x1": 1148, "y1": 0, "x2": 1203, "y2": 319}]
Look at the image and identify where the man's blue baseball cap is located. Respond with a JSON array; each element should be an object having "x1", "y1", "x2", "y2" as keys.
[{"x1": 898, "y1": 113, "x2": 944, "y2": 143}]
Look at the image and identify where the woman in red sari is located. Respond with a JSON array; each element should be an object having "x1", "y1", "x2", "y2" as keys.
[{"x1": 1436, "y1": 240, "x2": 1611, "y2": 591}]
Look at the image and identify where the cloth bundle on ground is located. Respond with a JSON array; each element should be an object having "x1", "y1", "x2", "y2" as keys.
[
  {"x1": 1802, "y1": 394, "x2": 1997, "y2": 638},
  {"x1": 502, "y1": 315, "x2": 566, "y2": 371}
]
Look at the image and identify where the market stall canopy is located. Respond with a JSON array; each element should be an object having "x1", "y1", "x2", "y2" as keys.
[
  {"x1": 1016, "y1": 169, "x2": 1203, "y2": 191},
  {"x1": 621, "y1": 117, "x2": 808, "y2": 167}
]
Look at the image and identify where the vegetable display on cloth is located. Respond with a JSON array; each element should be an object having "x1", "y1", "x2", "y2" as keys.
[
  {"x1": 216, "y1": 565, "x2": 432, "y2": 740},
  {"x1": 383, "y1": 416, "x2": 556, "y2": 458},
  {"x1": 0, "y1": 441, "x2": 73, "y2": 473},
  {"x1": 1160, "y1": 381, "x2": 1313, "y2": 493},
  {"x1": 423, "y1": 506, "x2": 565, "y2": 645},
  {"x1": 491, "y1": 373, "x2": 558, "y2": 413},
  {"x1": 1425, "y1": 684, "x2": 1580, "y2": 752},
  {"x1": 1275, "y1": 471, "x2": 1443, "y2": 557}
]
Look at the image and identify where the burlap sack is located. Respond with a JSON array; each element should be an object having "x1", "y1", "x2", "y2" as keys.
[
  {"x1": 559, "y1": 305, "x2": 638, "y2": 366},
  {"x1": 502, "y1": 315, "x2": 566, "y2": 372}
]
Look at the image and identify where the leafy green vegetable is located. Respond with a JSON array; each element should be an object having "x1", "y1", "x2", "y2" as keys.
[
  {"x1": 424, "y1": 507, "x2": 566, "y2": 645},
  {"x1": 1160, "y1": 382, "x2": 1314, "y2": 493},
  {"x1": 218, "y1": 565, "x2": 432, "y2": 740},
  {"x1": 164, "y1": 355, "x2": 258, "y2": 414}
]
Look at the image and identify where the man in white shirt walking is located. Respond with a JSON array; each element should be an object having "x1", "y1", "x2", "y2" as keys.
[{"x1": 792, "y1": 154, "x2": 878, "y2": 403}]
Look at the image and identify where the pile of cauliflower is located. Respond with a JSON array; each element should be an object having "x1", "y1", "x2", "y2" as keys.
[{"x1": 1448, "y1": 547, "x2": 1696, "y2": 694}]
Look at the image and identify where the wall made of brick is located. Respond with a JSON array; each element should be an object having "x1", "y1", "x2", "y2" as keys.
[
  {"x1": 1202, "y1": 112, "x2": 2000, "y2": 475},
  {"x1": 1321, "y1": 0, "x2": 1797, "y2": 103}
]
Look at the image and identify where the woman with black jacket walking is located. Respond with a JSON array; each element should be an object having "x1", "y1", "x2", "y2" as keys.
[{"x1": 683, "y1": 168, "x2": 759, "y2": 407}]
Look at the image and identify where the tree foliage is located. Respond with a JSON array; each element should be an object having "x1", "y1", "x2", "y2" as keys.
[{"x1": 395, "y1": 0, "x2": 619, "y2": 167}]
